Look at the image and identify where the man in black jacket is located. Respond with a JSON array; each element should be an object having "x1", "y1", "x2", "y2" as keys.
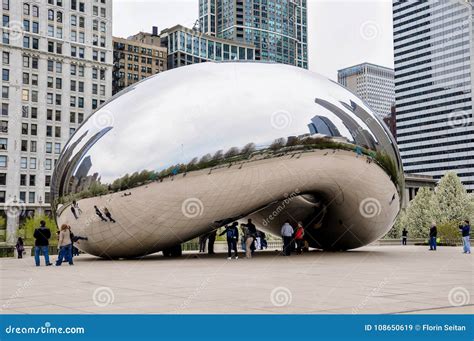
[
  {"x1": 33, "y1": 220, "x2": 52, "y2": 266},
  {"x1": 429, "y1": 223, "x2": 437, "y2": 251}
]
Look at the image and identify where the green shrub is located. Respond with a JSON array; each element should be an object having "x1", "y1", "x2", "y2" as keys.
[
  {"x1": 17, "y1": 215, "x2": 58, "y2": 247},
  {"x1": 437, "y1": 220, "x2": 462, "y2": 246}
]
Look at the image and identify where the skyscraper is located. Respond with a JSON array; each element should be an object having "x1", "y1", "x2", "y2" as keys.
[
  {"x1": 199, "y1": 0, "x2": 308, "y2": 68},
  {"x1": 0, "y1": 0, "x2": 113, "y2": 240},
  {"x1": 393, "y1": 0, "x2": 474, "y2": 192},
  {"x1": 338, "y1": 62, "x2": 395, "y2": 118}
]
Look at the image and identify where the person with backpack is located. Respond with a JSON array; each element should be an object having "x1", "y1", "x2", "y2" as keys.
[
  {"x1": 429, "y1": 222, "x2": 437, "y2": 251},
  {"x1": 56, "y1": 224, "x2": 73, "y2": 266},
  {"x1": 15, "y1": 237, "x2": 24, "y2": 259},
  {"x1": 294, "y1": 221, "x2": 305, "y2": 254},
  {"x1": 459, "y1": 220, "x2": 471, "y2": 254},
  {"x1": 219, "y1": 222, "x2": 239, "y2": 260},
  {"x1": 242, "y1": 219, "x2": 257, "y2": 257},
  {"x1": 33, "y1": 220, "x2": 52, "y2": 266}
]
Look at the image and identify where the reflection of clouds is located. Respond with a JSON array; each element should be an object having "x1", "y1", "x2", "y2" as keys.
[{"x1": 69, "y1": 63, "x2": 385, "y2": 184}]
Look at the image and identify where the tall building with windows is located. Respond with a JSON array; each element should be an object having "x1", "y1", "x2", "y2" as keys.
[
  {"x1": 112, "y1": 36, "x2": 167, "y2": 95},
  {"x1": 199, "y1": 0, "x2": 308, "y2": 68},
  {"x1": 0, "y1": 0, "x2": 113, "y2": 241},
  {"x1": 338, "y1": 62, "x2": 395, "y2": 118},
  {"x1": 159, "y1": 25, "x2": 256, "y2": 69},
  {"x1": 393, "y1": 0, "x2": 474, "y2": 192}
]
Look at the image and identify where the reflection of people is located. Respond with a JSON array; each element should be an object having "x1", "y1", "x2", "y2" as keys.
[
  {"x1": 73, "y1": 200, "x2": 82, "y2": 214},
  {"x1": 208, "y1": 230, "x2": 216, "y2": 254},
  {"x1": 199, "y1": 233, "x2": 208, "y2": 253},
  {"x1": 295, "y1": 221, "x2": 305, "y2": 254},
  {"x1": 56, "y1": 224, "x2": 73, "y2": 266},
  {"x1": 220, "y1": 222, "x2": 239, "y2": 260},
  {"x1": 103, "y1": 207, "x2": 116, "y2": 223},
  {"x1": 94, "y1": 206, "x2": 107, "y2": 222},
  {"x1": 33, "y1": 220, "x2": 52, "y2": 266},
  {"x1": 401, "y1": 228, "x2": 408, "y2": 245},
  {"x1": 15, "y1": 237, "x2": 24, "y2": 259},
  {"x1": 281, "y1": 221, "x2": 294, "y2": 256},
  {"x1": 459, "y1": 220, "x2": 471, "y2": 254},
  {"x1": 70, "y1": 205, "x2": 78, "y2": 219},
  {"x1": 429, "y1": 223, "x2": 437, "y2": 251}
]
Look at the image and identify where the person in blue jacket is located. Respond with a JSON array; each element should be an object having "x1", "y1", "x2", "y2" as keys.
[{"x1": 219, "y1": 222, "x2": 239, "y2": 260}]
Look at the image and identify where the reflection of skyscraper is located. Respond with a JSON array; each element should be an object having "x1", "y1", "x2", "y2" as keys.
[
  {"x1": 308, "y1": 116, "x2": 341, "y2": 137},
  {"x1": 393, "y1": 1, "x2": 474, "y2": 192},
  {"x1": 75, "y1": 156, "x2": 92, "y2": 180},
  {"x1": 199, "y1": 0, "x2": 308, "y2": 68}
]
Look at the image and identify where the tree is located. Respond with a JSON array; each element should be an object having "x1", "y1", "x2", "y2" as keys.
[
  {"x1": 212, "y1": 150, "x2": 224, "y2": 161},
  {"x1": 404, "y1": 187, "x2": 439, "y2": 238},
  {"x1": 224, "y1": 147, "x2": 240, "y2": 158},
  {"x1": 241, "y1": 142, "x2": 256, "y2": 155},
  {"x1": 18, "y1": 215, "x2": 58, "y2": 246},
  {"x1": 436, "y1": 172, "x2": 470, "y2": 224},
  {"x1": 385, "y1": 209, "x2": 406, "y2": 239}
]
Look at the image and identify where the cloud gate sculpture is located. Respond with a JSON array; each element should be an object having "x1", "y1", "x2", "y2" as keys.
[{"x1": 52, "y1": 62, "x2": 404, "y2": 258}]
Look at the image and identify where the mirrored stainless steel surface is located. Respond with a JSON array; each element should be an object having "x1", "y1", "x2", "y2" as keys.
[{"x1": 52, "y1": 62, "x2": 404, "y2": 258}]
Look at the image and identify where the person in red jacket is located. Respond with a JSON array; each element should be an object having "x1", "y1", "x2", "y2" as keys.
[{"x1": 294, "y1": 221, "x2": 305, "y2": 254}]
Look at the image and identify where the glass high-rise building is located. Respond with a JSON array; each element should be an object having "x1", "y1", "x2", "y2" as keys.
[
  {"x1": 199, "y1": 0, "x2": 308, "y2": 68},
  {"x1": 393, "y1": 0, "x2": 474, "y2": 192}
]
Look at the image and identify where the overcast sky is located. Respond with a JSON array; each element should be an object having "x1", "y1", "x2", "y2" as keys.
[{"x1": 113, "y1": 0, "x2": 394, "y2": 81}]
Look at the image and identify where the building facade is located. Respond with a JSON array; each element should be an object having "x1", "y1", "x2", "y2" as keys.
[
  {"x1": 199, "y1": 0, "x2": 308, "y2": 68},
  {"x1": 159, "y1": 25, "x2": 256, "y2": 69},
  {"x1": 0, "y1": 0, "x2": 113, "y2": 241},
  {"x1": 393, "y1": 0, "x2": 474, "y2": 192},
  {"x1": 338, "y1": 63, "x2": 395, "y2": 118},
  {"x1": 112, "y1": 36, "x2": 167, "y2": 95}
]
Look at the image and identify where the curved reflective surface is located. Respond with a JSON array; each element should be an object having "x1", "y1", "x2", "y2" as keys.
[{"x1": 52, "y1": 62, "x2": 404, "y2": 258}]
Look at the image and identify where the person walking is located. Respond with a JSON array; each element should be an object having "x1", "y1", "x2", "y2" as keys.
[
  {"x1": 207, "y1": 230, "x2": 216, "y2": 255},
  {"x1": 33, "y1": 220, "x2": 52, "y2": 266},
  {"x1": 281, "y1": 221, "x2": 294, "y2": 256},
  {"x1": 401, "y1": 228, "x2": 408, "y2": 246},
  {"x1": 459, "y1": 220, "x2": 471, "y2": 254},
  {"x1": 219, "y1": 222, "x2": 239, "y2": 259},
  {"x1": 429, "y1": 222, "x2": 437, "y2": 251},
  {"x1": 56, "y1": 224, "x2": 73, "y2": 266},
  {"x1": 242, "y1": 219, "x2": 257, "y2": 255},
  {"x1": 242, "y1": 225, "x2": 254, "y2": 259},
  {"x1": 294, "y1": 221, "x2": 305, "y2": 254},
  {"x1": 199, "y1": 233, "x2": 208, "y2": 253},
  {"x1": 103, "y1": 207, "x2": 116, "y2": 223},
  {"x1": 15, "y1": 237, "x2": 24, "y2": 259},
  {"x1": 73, "y1": 200, "x2": 82, "y2": 214},
  {"x1": 94, "y1": 206, "x2": 108, "y2": 222}
]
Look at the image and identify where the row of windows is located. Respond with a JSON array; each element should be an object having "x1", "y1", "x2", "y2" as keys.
[
  {"x1": 401, "y1": 146, "x2": 474, "y2": 160},
  {"x1": 396, "y1": 89, "x2": 470, "y2": 109},
  {"x1": 404, "y1": 163, "x2": 474, "y2": 174},
  {"x1": 395, "y1": 56, "x2": 470, "y2": 81},
  {"x1": 399, "y1": 138, "x2": 474, "y2": 153},
  {"x1": 398, "y1": 129, "x2": 473, "y2": 145},
  {"x1": 396, "y1": 106, "x2": 472, "y2": 123},
  {"x1": 395, "y1": 81, "x2": 471, "y2": 103},
  {"x1": 396, "y1": 97, "x2": 471, "y2": 116},
  {"x1": 395, "y1": 64, "x2": 469, "y2": 87},
  {"x1": 397, "y1": 119, "x2": 472, "y2": 138},
  {"x1": 396, "y1": 72, "x2": 470, "y2": 97}
]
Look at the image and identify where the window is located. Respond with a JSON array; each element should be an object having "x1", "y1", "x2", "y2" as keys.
[
  {"x1": 2, "y1": 68, "x2": 8, "y2": 81},
  {"x1": 78, "y1": 113, "x2": 84, "y2": 123},
  {"x1": 0, "y1": 155, "x2": 7, "y2": 168},
  {"x1": 56, "y1": 11, "x2": 62, "y2": 23},
  {"x1": 0, "y1": 120, "x2": 7, "y2": 133},
  {"x1": 1, "y1": 103, "x2": 7, "y2": 116},
  {"x1": 22, "y1": 89, "x2": 29, "y2": 101},
  {"x1": 55, "y1": 110, "x2": 61, "y2": 121},
  {"x1": 32, "y1": 21, "x2": 39, "y2": 33},
  {"x1": 48, "y1": 25, "x2": 54, "y2": 37},
  {"x1": 0, "y1": 173, "x2": 5, "y2": 185},
  {"x1": 2, "y1": 0, "x2": 9, "y2": 11},
  {"x1": 32, "y1": 38, "x2": 38, "y2": 49},
  {"x1": 32, "y1": 57, "x2": 38, "y2": 69},
  {"x1": 20, "y1": 174, "x2": 26, "y2": 186},
  {"x1": 56, "y1": 27, "x2": 62, "y2": 39},
  {"x1": 29, "y1": 158, "x2": 36, "y2": 169},
  {"x1": 32, "y1": 5, "x2": 39, "y2": 17},
  {"x1": 47, "y1": 93, "x2": 53, "y2": 104},
  {"x1": 31, "y1": 107, "x2": 37, "y2": 119},
  {"x1": 48, "y1": 9, "x2": 54, "y2": 21},
  {"x1": 2, "y1": 32, "x2": 9, "y2": 44},
  {"x1": 23, "y1": 19, "x2": 29, "y2": 31},
  {"x1": 28, "y1": 192, "x2": 35, "y2": 203},
  {"x1": 29, "y1": 175, "x2": 35, "y2": 186},
  {"x1": 71, "y1": 15, "x2": 77, "y2": 26},
  {"x1": 30, "y1": 124, "x2": 37, "y2": 136},
  {"x1": 55, "y1": 126, "x2": 61, "y2": 137},
  {"x1": 45, "y1": 159, "x2": 52, "y2": 170},
  {"x1": 56, "y1": 62, "x2": 62, "y2": 73},
  {"x1": 46, "y1": 142, "x2": 52, "y2": 153},
  {"x1": 31, "y1": 74, "x2": 38, "y2": 86},
  {"x1": 2, "y1": 86, "x2": 8, "y2": 99},
  {"x1": 23, "y1": 36, "x2": 30, "y2": 48},
  {"x1": 2, "y1": 51, "x2": 9, "y2": 64},
  {"x1": 20, "y1": 157, "x2": 27, "y2": 169},
  {"x1": 21, "y1": 140, "x2": 27, "y2": 152},
  {"x1": 30, "y1": 140, "x2": 36, "y2": 152},
  {"x1": 22, "y1": 123, "x2": 28, "y2": 135},
  {"x1": 47, "y1": 110, "x2": 53, "y2": 120},
  {"x1": 45, "y1": 175, "x2": 51, "y2": 187},
  {"x1": 0, "y1": 191, "x2": 5, "y2": 203},
  {"x1": 23, "y1": 3, "x2": 29, "y2": 15},
  {"x1": 46, "y1": 125, "x2": 52, "y2": 137},
  {"x1": 79, "y1": 16, "x2": 84, "y2": 28},
  {"x1": 0, "y1": 137, "x2": 7, "y2": 150},
  {"x1": 19, "y1": 192, "x2": 26, "y2": 203},
  {"x1": 54, "y1": 143, "x2": 61, "y2": 153},
  {"x1": 70, "y1": 112, "x2": 75, "y2": 123}
]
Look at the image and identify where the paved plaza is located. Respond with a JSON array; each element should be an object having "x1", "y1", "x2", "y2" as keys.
[{"x1": 0, "y1": 246, "x2": 472, "y2": 314}]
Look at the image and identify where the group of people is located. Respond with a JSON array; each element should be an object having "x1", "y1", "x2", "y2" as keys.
[
  {"x1": 400, "y1": 220, "x2": 471, "y2": 254},
  {"x1": 94, "y1": 206, "x2": 116, "y2": 223},
  {"x1": 20, "y1": 220, "x2": 88, "y2": 266},
  {"x1": 280, "y1": 220, "x2": 306, "y2": 256}
]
